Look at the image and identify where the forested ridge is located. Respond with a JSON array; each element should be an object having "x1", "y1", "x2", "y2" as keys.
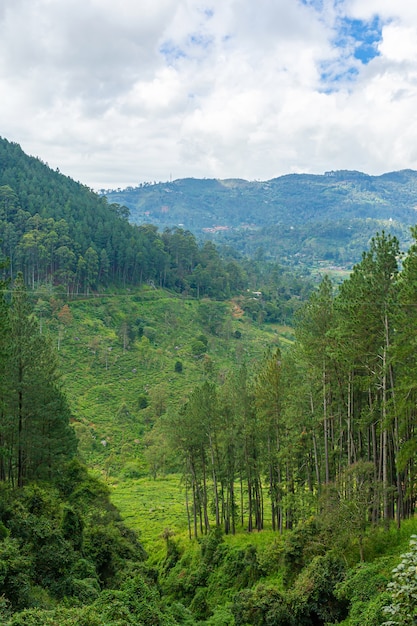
[
  {"x1": 0, "y1": 136, "x2": 308, "y2": 307},
  {"x1": 104, "y1": 170, "x2": 417, "y2": 270},
  {"x1": 1, "y1": 136, "x2": 417, "y2": 624}
]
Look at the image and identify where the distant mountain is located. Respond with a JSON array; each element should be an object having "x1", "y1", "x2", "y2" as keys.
[{"x1": 103, "y1": 170, "x2": 417, "y2": 268}]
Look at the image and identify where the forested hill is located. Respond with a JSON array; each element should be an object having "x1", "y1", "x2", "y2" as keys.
[
  {"x1": 0, "y1": 137, "x2": 252, "y2": 300},
  {"x1": 103, "y1": 170, "x2": 417, "y2": 268}
]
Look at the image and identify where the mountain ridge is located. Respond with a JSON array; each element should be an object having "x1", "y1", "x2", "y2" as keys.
[{"x1": 103, "y1": 168, "x2": 417, "y2": 268}]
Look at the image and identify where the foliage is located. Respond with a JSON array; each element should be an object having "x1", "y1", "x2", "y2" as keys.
[
  {"x1": 5, "y1": 136, "x2": 417, "y2": 624},
  {"x1": 0, "y1": 462, "x2": 194, "y2": 625},
  {"x1": 382, "y1": 535, "x2": 417, "y2": 625},
  {"x1": 292, "y1": 552, "x2": 348, "y2": 624},
  {"x1": 0, "y1": 138, "x2": 313, "y2": 310},
  {"x1": 335, "y1": 560, "x2": 391, "y2": 626},
  {"x1": 232, "y1": 584, "x2": 296, "y2": 626}
]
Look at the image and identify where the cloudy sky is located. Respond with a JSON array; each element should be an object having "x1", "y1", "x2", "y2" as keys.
[{"x1": 1, "y1": 0, "x2": 417, "y2": 189}]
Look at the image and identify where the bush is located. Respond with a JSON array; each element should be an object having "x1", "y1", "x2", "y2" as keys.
[
  {"x1": 292, "y1": 552, "x2": 348, "y2": 624},
  {"x1": 232, "y1": 585, "x2": 296, "y2": 626},
  {"x1": 196, "y1": 334, "x2": 208, "y2": 347},
  {"x1": 281, "y1": 518, "x2": 322, "y2": 585},
  {"x1": 204, "y1": 603, "x2": 234, "y2": 626},
  {"x1": 0, "y1": 538, "x2": 33, "y2": 609},
  {"x1": 143, "y1": 326, "x2": 157, "y2": 343},
  {"x1": 70, "y1": 577, "x2": 101, "y2": 604},
  {"x1": 335, "y1": 559, "x2": 391, "y2": 626},
  {"x1": 190, "y1": 340, "x2": 207, "y2": 357},
  {"x1": 137, "y1": 393, "x2": 149, "y2": 409},
  {"x1": 62, "y1": 505, "x2": 84, "y2": 550}
]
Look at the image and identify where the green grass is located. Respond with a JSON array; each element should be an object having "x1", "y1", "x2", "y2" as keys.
[
  {"x1": 45, "y1": 287, "x2": 285, "y2": 470},
  {"x1": 110, "y1": 475, "x2": 189, "y2": 562},
  {"x1": 109, "y1": 471, "x2": 288, "y2": 567},
  {"x1": 109, "y1": 470, "x2": 285, "y2": 564}
]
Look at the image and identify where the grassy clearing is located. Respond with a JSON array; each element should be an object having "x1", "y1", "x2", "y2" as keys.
[
  {"x1": 43, "y1": 287, "x2": 303, "y2": 563},
  {"x1": 110, "y1": 469, "x2": 417, "y2": 569},
  {"x1": 110, "y1": 472, "x2": 284, "y2": 564},
  {"x1": 110, "y1": 475, "x2": 190, "y2": 562}
]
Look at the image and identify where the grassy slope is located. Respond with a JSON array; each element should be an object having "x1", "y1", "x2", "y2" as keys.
[{"x1": 46, "y1": 287, "x2": 287, "y2": 552}]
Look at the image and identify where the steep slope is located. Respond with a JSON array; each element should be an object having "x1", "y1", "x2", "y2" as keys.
[{"x1": 0, "y1": 138, "x2": 253, "y2": 299}]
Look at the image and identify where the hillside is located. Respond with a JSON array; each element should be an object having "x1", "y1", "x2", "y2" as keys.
[
  {"x1": 42, "y1": 288, "x2": 288, "y2": 470},
  {"x1": 0, "y1": 136, "x2": 313, "y2": 308},
  {"x1": 103, "y1": 170, "x2": 417, "y2": 268}
]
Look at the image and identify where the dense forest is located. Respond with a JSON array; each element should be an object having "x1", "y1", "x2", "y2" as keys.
[
  {"x1": 1, "y1": 137, "x2": 417, "y2": 624},
  {"x1": 161, "y1": 232, "x2": 416, "y2": 538},
  {"x1": 0, "y1": 136, "x2": 308, "y2": 313}
]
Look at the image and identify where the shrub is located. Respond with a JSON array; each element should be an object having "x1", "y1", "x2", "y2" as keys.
[
  {"x1": 61, "y1": 505, "x2": 84, "y2": 550},
  {"x1": 335, "y1": 559, "x2": 391, "y2": 626},
  {"x1": 196, "y1": 334, "x2": 208, "y2": 347},
  {"x1": 143, "y1": 326, "x2": 157, "y2": 343},
  {"x1": 137, "y1": 393, "x2": 149, "y2": 409},
  {"x1": 232, "y1": 585, "x2": 295, "y2": 626},
  {"x1": 281, "y1": 517, "x2": 322, "y2": 585},
  {"x1": 292, "y1": 552, "x2": 348, "y2": 624},
  {"x1": 190, "y1": 340, "x2": 207, "y2": 357},
  {"x1": 204, "y1": 603, "x2": 234, "y2": 626},
  {"x1": 0, "y1": 538, "x2": 33, "y2": 609}
]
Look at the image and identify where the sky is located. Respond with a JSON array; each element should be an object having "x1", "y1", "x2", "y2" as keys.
[{"x1": 1, "y1": 0, "x2": 417, "y2": 190}]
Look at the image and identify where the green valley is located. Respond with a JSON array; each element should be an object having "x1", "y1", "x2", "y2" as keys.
[{"x1": 1, "y1": 137, "x2": 417, "y2": 625}]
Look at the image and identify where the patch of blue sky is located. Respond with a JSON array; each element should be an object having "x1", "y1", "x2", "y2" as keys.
[
  {"x1": 299, "y1": 0, "x2": 324, "y2": 9},
  {"x1": 187, "y1": 32, "x2": 213, "y2": 49},
  {"x1": 319, "y1": 15, "x2": 382, "y2": 91},
  {"x1": 160, "y1": 32, "x2": 214, "y2": 66},
  {"x1": 203, "y1": 7, "x2": 214, "y2": 19},
  {"x1": 335, "y1": 15, "x2": 382, "y2": 64}
]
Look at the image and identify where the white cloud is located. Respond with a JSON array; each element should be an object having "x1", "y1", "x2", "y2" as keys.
[
  {"x1": 1, "y1": 0, "x2": 417, "y2": 188},
  {"x1": 378, "y1": 24, "x2": 417, "y2": 62}
]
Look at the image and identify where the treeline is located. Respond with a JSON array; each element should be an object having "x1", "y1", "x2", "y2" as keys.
[
  {"x1": 0, "y1": 182, "x2": 246, "y2": 299},
  {"x1": 162, "y1": 231, "x2": 417, "y2": 543},
  {"x1": 0, "y1": 138, "x2": 242, "y2": 297}
]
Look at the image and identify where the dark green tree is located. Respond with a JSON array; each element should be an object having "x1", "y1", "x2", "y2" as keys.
[{"x1": 0, "y1": 274, "x2": 77, "y2": 486}]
